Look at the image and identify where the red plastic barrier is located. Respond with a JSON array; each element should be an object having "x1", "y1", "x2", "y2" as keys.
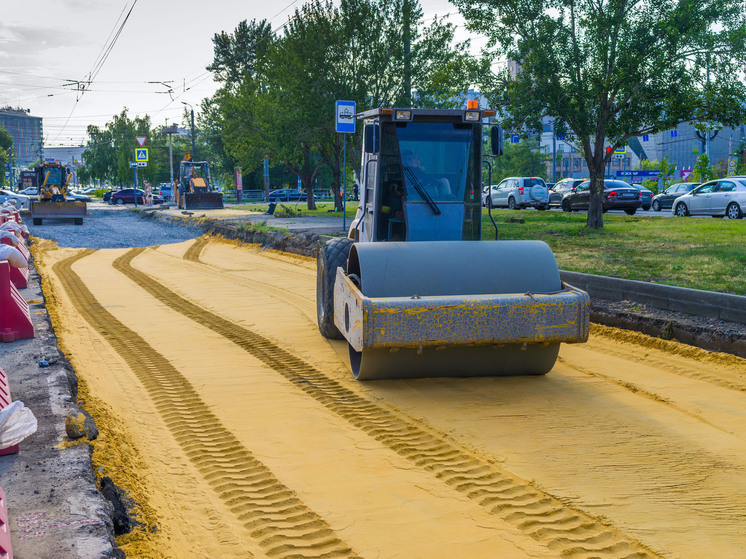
[
  {"x1": 0, "y1": 368, "x2": 18, "y2": 456},
  {"x1": 0, "y1": 262, "x2": 33, "y2": 342},
  {"x1": 0, "y1": 486, "x2": 12, "y2": 558},
  {"x1": 0, "y1": 239, "x2": 29, "y2": 290}
]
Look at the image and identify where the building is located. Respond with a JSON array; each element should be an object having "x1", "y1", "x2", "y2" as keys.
[{"x1": 0, "y1": 107, "x2": 43, "y2": 168}]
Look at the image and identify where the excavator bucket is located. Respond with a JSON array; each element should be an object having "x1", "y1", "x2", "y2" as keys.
[
  {"x1": 30, "y1": 201, "x2": 86, "y2": 225},
  {"x1": 183, "y1": 193, "x2": 224, "y2": 210},
  {"x1": 333, "y1": 240, "x2": 589, "y2": 380}
]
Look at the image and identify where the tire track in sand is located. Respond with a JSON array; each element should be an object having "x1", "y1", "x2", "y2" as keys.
[
  {"x1": 53, "y1": 250, "x2": 358, "y2": 559},
  {"x1": 121, "y1": 244, "x2": 660, "y2": 559}
]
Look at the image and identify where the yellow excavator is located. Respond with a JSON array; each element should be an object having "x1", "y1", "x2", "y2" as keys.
[
  {"x1": 176, "y1": 155, "x2": 224, "y2": 210},
  {"x1": 30, "y1": 161, "x2": 86, "y2": 225},
  {"x1": 316, "y1": 105, "x2": 590, "y2": 380}
]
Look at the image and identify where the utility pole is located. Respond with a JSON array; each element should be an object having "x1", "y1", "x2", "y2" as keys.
[
  {"x1": 181, "y1": 101, "x2": 196, "y2": 159},
  {"x1": 551, "y1": 121, "x2": 556, "y2": 182}
]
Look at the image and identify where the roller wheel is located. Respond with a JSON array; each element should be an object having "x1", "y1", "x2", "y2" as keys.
[
  {"x1": 317, "y1": 237, "x2": 353, "y2": 339},
  {"x1": 675, "y1": 202, "x2": 689, "y2": 217},
  {"x1": 727, "y1": 202, "x2": 743, "y2": 219},
  {"x1": 652, "y1": 199, "x2": 661, "y2": 212},
  {"x1": 561, "y1": 199, "x2": 571, "y2": 212}
]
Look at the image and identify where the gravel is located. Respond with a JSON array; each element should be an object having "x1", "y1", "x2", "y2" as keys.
[{"x1": 25, "y1": 203, "x2": 201, "y2": 248}]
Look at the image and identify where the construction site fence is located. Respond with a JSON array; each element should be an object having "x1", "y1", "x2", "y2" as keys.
[{"x1": 221, "y1": 190, "x2": 358, "y2": 204}]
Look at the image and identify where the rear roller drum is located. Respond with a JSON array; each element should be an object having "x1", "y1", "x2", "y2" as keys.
[{"x1": 317, "y1": 237, "x2": 353, "y2": 339}]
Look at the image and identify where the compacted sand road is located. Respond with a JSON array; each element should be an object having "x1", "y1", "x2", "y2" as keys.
[{"x1": 32, "y1": 235, "x2": 746, "y2": 558}]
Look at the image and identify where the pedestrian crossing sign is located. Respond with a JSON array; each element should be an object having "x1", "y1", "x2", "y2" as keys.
[{"x1": 135, "y1": 148, "x2": 148, "y2": 162}]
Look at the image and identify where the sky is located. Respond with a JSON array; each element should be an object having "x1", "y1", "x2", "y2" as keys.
[{"x1": 0, "y1": 0, "x2": 486, "y2": 147}]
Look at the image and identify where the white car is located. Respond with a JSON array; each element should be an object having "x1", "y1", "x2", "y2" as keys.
[
  {"x1": 672, "y1": 178, "x2": 746, "y2": 219},
  {"x1": 485, "y1": 177, "x2": 549, "y2": 210},
  {"x1": 19, "y1": 187, "x2": 38, "y2": 196},
  {"x1": 0, "y1": 189, "x2": 31, "y2": 210}
]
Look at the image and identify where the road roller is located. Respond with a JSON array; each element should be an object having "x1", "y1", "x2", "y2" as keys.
[{"x1": 317, "y1": 105, "x2": 589, "y2": 380}]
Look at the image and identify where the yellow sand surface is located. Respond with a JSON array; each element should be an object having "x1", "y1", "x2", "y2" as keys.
[{"x1": 34, "y1": 236, "x2": 746, "y2": 558}]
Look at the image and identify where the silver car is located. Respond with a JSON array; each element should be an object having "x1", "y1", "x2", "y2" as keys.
[
  {"x1": 672, "y1": 178, "x2": 746, "y2": 219},
  {"x1": 485, "y1": 177, "x2": 549, "y2": 210},
  {"x1": 0, "y1": 189, "x2": 31, "y2": 210}
]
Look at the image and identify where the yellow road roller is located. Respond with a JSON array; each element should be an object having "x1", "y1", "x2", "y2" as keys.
[{"x1": 317, "y1": 106, "x2": 589, "y2": 380}]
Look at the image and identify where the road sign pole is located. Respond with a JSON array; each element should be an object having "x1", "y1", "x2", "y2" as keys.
[
  {"x1": 132, "y1": 150, "x2": 138, "y2": 208},
  {"x1": 343, "y1": 134, "x2": 347, "y2": 231}
]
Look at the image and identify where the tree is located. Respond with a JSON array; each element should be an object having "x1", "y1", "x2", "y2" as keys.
[
  {"x1": 454, "y1": 0, "x2": 746, "y2": 228},
  {"x1": 210, "y1": 0, "x2": 472, "y2": 209},
  {"x1": 488, "y1": 138, "x2": 548, "y2": 183},
  {"x1": 0, "y1": 124, "x2": 12, "y2": 187},
  {"x1": 691, "y1": 153, "x2": 718, "y2": 182}
]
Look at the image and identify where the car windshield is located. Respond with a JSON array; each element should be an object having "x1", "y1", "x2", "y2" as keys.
[{"x1": 525, "y1": 178, "x2": 546, "y2": 187}]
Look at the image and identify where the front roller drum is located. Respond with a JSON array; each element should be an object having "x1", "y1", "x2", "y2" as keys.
[{"x1": 349, "y1": 343, "x2": 560, "y2": 380}]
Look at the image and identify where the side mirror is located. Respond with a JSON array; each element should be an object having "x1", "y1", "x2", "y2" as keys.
[
  {"x1": 490, "y1": 125, "x2": 503, "y2": 156},
  {"x1": 364, "y1": 124, "x2": 380, "y2": 154}
]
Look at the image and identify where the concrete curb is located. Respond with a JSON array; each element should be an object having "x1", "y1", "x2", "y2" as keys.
[{"x1": 560, "y1": 271, "x2": 746, "y2": 324}]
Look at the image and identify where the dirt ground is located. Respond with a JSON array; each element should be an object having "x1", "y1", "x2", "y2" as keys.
[{"x1": 24, "y1": 234, "x2": 746, "y2": 559}]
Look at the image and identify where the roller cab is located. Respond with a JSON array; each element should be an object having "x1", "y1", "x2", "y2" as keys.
[{"x1": 316, "y1": 106, "x2": 590, "y2": 380}]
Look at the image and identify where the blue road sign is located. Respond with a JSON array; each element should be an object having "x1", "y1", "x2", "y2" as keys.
[
  {"x1": 643, "y1": 134, "x2": 649, "y2": 142},
  {"x1": 510, "y1": 134, "x2": 519, "y2": 143},
  {"x1": 670, "y1": 130, "x2": 678, "y2": 138},
  {"x1": 335, "y1": 100, "x2": 356, "y2": 133},
  {"x1": 135, "y1": 148, "x2": 149, "y2": 162}
]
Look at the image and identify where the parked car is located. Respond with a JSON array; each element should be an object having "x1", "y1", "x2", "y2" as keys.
[
  {"x1": 0, "y1": 189, "x2": 31, "y2": 210},
  {"x1": 481, "y1": 185, "x2": 494, "y2": 207},
  {"x1": 629, "y1": 184, "x2": 654, "y2": 210},
  {"x1": 651, "y1": 182, "x2": 700, "y2": 211},
  {"x1": 67, "y1": 191, "x2": 92, "y2": 202},
  {"x1": 158, "y1": 183, "x2": 173, "y2": 202},
  {"x1": 102, "y1": 190, "x2": 114, "y2": 203},
  {"x1": 109, "y1": 188, "x2": 164, "y2": 205},
  {"x1": 672, "y1": 178, "x2": 746, "y2": 219},
  {"x1": 548, "y1": 178, "x2": 586, "y2": 207},
  {"x1": 484, "y1": 177, "x2": 549, "y2": 210},
  {"x1": 19, "y1": 187, "x2": 38, "y2": 197},
  {"x1": 268, "y1": 188, "x2": 316, "y2": 202},
  {"x1": 76, "y1": 187, "x2": 98, "y2": 196},
  {"x1": 561, "y1": 179, "x2": 642, "y2": 215}
]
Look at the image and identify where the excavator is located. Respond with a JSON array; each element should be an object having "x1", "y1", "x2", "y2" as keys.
[
  {"x1": 316, "y1": 104, "x2": 590, "y2": 380},
  {"x1": 30, "y1": 161, "x2": 86, "y2": 225},
  {"x1": 176, "y1": 155, "x2": 224, "y2": 210}
]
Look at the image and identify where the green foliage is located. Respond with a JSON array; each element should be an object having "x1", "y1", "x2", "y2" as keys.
[
  {"x1": 487, "y1": 138, "x2": 548, "y2": 183},
  {"x1": 209, "y1": 0, "x2": 471, "y2": 210},
  {"x1": 0, "y1": 124, "x2": 12, "y2": 186},
  {"x1": 692, "y1": 153, "x2": 718, "y2": 182},
  {"x1": 455, "y1": 0, "x2": 746, "y2": 229}
]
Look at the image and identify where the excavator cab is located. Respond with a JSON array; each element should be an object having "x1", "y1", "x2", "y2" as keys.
[{"x1": 317, "y1": 106, "x2": 590, "y2": 380}]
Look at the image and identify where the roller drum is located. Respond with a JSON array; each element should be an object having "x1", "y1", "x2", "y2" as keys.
[{"x1": 344, "y1": 241, "x2": 569, "y2": 380}]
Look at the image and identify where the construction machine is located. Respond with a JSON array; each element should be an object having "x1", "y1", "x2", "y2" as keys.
[
  {"x1": 30, "y1": 161, "x2": 86, "y2": 225},
  {"x1": 316, "y1": 105, "x2": 590, "y2": 380},
  {"x1": 176, "y1": 156, "x2": 224, "y2": 210}
]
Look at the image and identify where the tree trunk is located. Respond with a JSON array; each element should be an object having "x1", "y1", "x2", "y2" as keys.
[{"x1": 586, "y1": 163, "x2": 605, "y2": 229}]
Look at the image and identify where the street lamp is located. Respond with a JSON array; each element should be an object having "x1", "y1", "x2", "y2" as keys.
[{"x1": 181, "y1": 101, "x2": 196, "y2": 159}]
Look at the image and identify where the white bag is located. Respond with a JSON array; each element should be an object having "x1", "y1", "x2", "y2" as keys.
[
  {"x1": 0, "y1": 401, "x2": 37, "y2": 448},
  {"x1": 0, "y1": 244, "x2": 26, "y2": 268},
  {"x1": 0, "y1": 231, "x2": 18, "y2": 246}
]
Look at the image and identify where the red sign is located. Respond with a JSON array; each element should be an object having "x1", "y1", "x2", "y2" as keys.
[
  {"x1": 135, "y1": 136, "x2": 147, "y2": 147},
  {"x1": 235, "y1": 169, "x2": 243, "y2": 191}
]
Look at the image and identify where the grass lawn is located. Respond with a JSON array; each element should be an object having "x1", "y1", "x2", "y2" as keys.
[
  {"x1": 231, "y1": 201, "x2": 746, "y2": 296},
  {"x1": 483, "y1": 209, "x2": 746, "y2": 295}
]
